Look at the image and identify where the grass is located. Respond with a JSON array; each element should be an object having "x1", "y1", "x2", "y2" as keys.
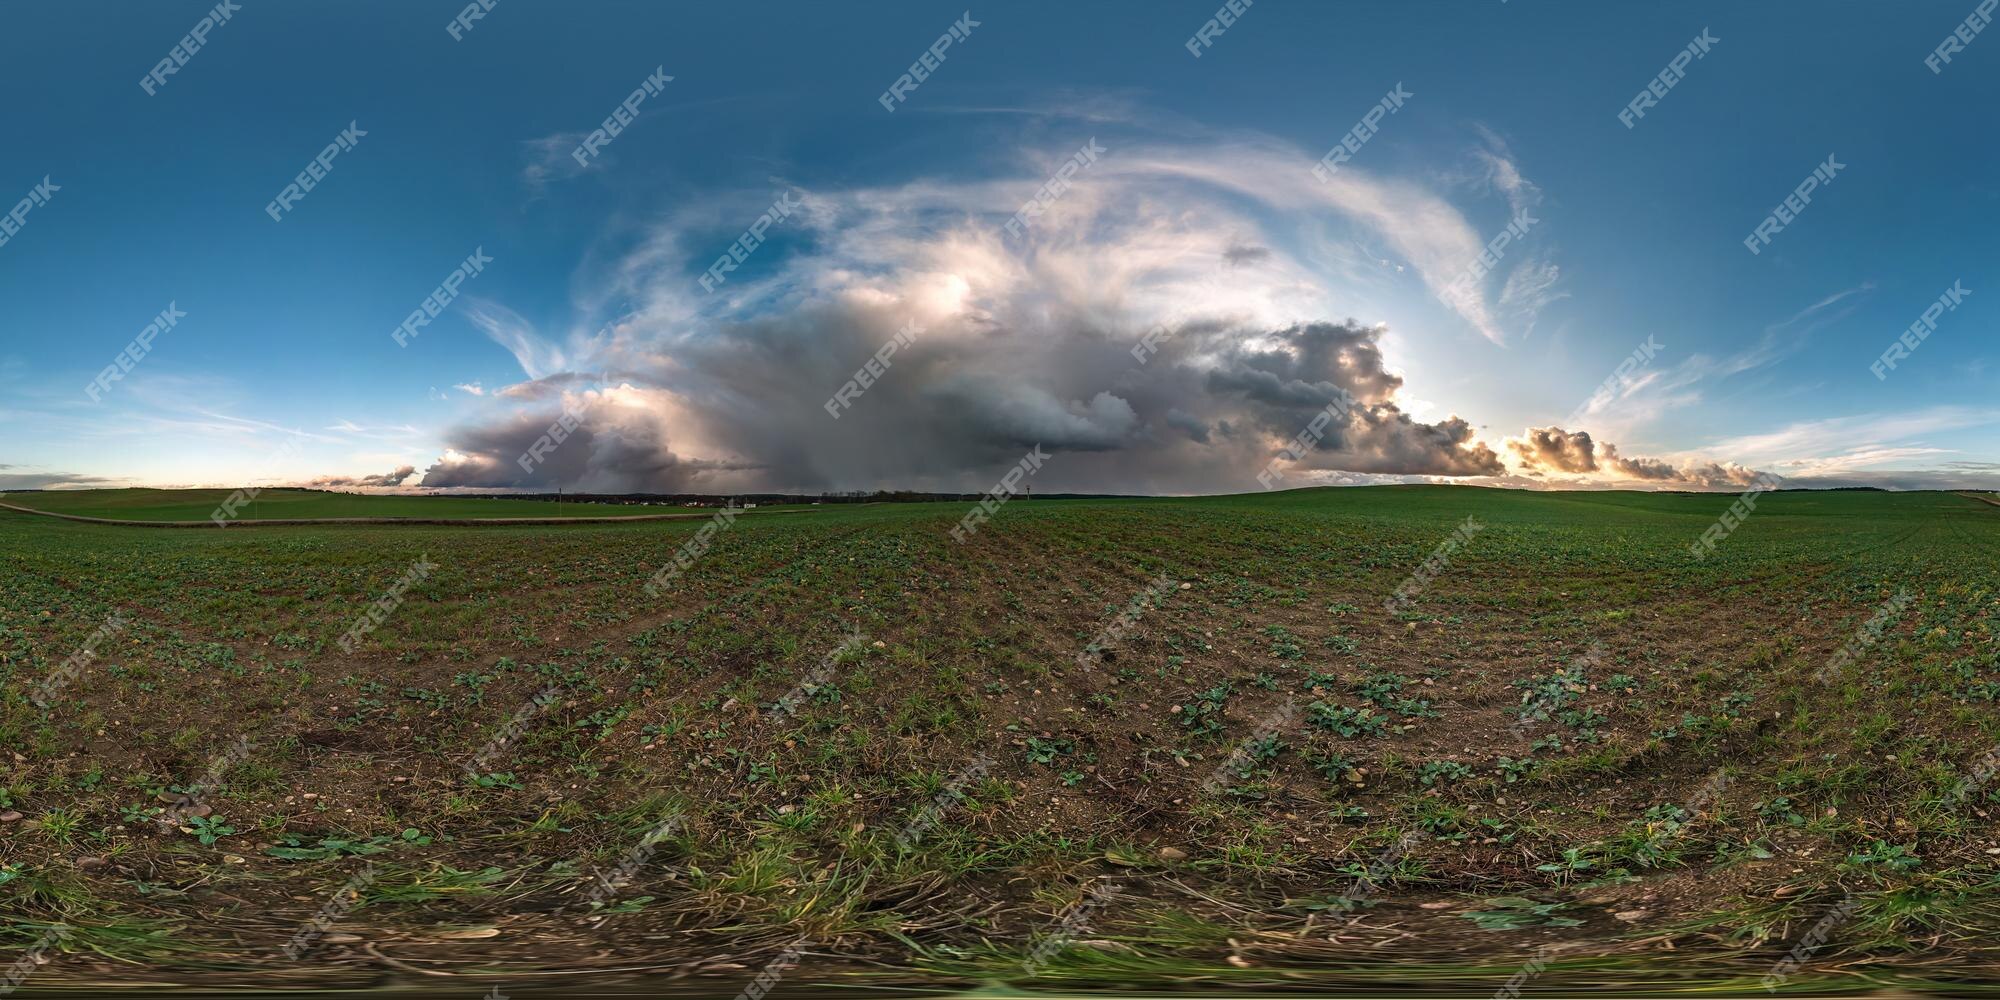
[
  {"x1": 1, "y1": 485, "x2": 1997, "y2": 990},
  {"x1": 0, "y1": 487, "x2": 810, "y2": 522}
]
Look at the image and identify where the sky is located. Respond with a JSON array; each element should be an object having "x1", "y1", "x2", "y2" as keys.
[{"x1": 1, "y1": 0, "x2": 1995, "y2": 496}]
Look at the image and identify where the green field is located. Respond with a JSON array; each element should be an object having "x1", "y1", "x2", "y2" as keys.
[
  {"x1": 0, "y1": 488, "x2": 785, "y2": 522},
  {"x1": 2, "y1": 486, "x2": 1998, "y2": 991}
]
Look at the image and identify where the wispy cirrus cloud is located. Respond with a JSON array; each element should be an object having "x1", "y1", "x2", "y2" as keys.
[
  {"x1": 520, "y1": 132, "x2": 594, "y2": 193},
  {"x1": 462, "y1": 299, "x2": 569, "y2": 380},
  {"x1": 1566, "y1": 282, "x2": 1876, "y2": 441},
  {"x1": 1703, "y1": 405, "x2": 1999, "y2": 471}
]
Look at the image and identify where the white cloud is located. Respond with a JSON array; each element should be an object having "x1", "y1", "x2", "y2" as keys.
[{"x1": 461, "y1": 299, "x2": 568, "y2": 380}]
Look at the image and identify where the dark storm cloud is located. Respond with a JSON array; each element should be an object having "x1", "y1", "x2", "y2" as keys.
[
  {"x1": 1197, "y1": 322, "x2": 1503, "y2": 477},
  {"x1": 420, "y1": 387, "x2": 763, "y2": 492},
  {"x1": 1164, "y1": 408, "x2": 1210, "y2": 443},
  {"x1": 398, "y1": 142, "x2": 1558, "y2": 495},
  {"x1": 307, "y1": 465, "x2": 416, "y2": 488},
  {"x1": 418, "y1": 306, "x2": 1506, "y2": 493},
  {"x1": 0, "y1": 471, "x2": 121, "y2": 490}
]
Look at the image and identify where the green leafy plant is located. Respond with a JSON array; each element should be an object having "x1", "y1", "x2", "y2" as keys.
[
  {"x1": 1757, "y1": 796, "x2": 1804, "y2": 826},
  {"x1": 186, "y1": 815, "x2": 236, "y2": 845},
  {"x1": 1417, "y1": 760, "x2": 1473, "y2": 786},
  {"x1": 1534, "y1": 847, "x2": 1594, "y2": 884},
  {"x1": 1024, "y1": 736, "x2": 1075, "y2": 765},
  {"x1": 1308, "y1": 702, "x2": 1387, "y2": 738},
  {"x1": 1848, "y1": 840, "x2": 1921, "y2": 873}
]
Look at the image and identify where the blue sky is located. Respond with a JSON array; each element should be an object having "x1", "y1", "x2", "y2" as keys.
[{"x1": 2, "y1": 0, "x2": 1994, "y2": 494}]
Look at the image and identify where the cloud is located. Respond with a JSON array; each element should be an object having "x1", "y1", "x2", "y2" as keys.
[
  {"x1": 327, "y1": 419, "x2": 422, "y2": 441},
  {"x1": 1472, "y1": 126, "x2": 1541, "y2": 215},
  {"x1": 0, "y1": 471, "x2": 123, "y2": 490},
  {"x1": 1201, "y1": 321, "x2": 1502, "y2": 476},
  {"x1": 1223, "y1": 242, "x2": 1272, "y2": 266},
  {"x1": 1165, "y1": 408, "x2": 1210, "y2": 443},
  {"x1": 419, "y1": 288, "x2": 1502, "y2": 493},
  {"x1": 453, "y1": 382, "x2": 485, "y2": 396},
  {"x1": 1702, "y1": 406, "x2": 1997, "y2": 470},
  {"x1": 1600, "y1": 443, "x2": 1679, "y2": 481},
  {"x1": 1675, "y1": 461, "x2": 1771, "y2": 489},
  {"x1": 403, "y1": 134, "x2": 1767, "y2": 494},
  {"x1": 462, "y1": 299, "x2": 567, "y2": 380},
  {"x1": 420, "y1": 384, "x2": 760, "y2": 492},
  {"x1": 1073, "y1": 139, "x2": 1537, "y2": 344},
  {"x1": 307, "y1": 466, "x2": 417, "y2": 489},
  {"x1": 1565, "y1": 284, "x2": 1873, "y2": 439},
  {"x1": 521, "y1": 132, "x2": 593, "y2": 192},
  {"x1": 1505, "y1": 425, "x2": 1772, "y2": 488},
  {"x1": 1509, "y1": 426, "x2": 1597, "y2": 474},
  {"x1": 1499, "y1": 252, "x2": 1566, "y2": 321}
]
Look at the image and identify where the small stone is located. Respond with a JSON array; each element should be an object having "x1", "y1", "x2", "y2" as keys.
[
  {"x1": 1157, "y1": 846, "x2": 1188, "y2": 861},
  {"x1": 77, "y1": 856, "x2": 109, "y2": 870},
  {"x1": 0, "y1": 811, "x2": 21, "y2": 823},
  {"x1": 1179, "y1": 582, "x2": 1192, "y2": 590},
  {"x1": 223, "y1": 854, "x2": 247, "y2": 864},
  {"x1": 1614, "y1": 910, "x2": 1648, "y2": 922}
]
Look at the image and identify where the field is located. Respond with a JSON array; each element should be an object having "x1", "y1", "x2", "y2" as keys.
[
  {"x1": 3, "y1": 486, "x2": 1998, "y2": 993},
  {"x1": 0, "y1": 487, "x2": 769, "y2": 523}
]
